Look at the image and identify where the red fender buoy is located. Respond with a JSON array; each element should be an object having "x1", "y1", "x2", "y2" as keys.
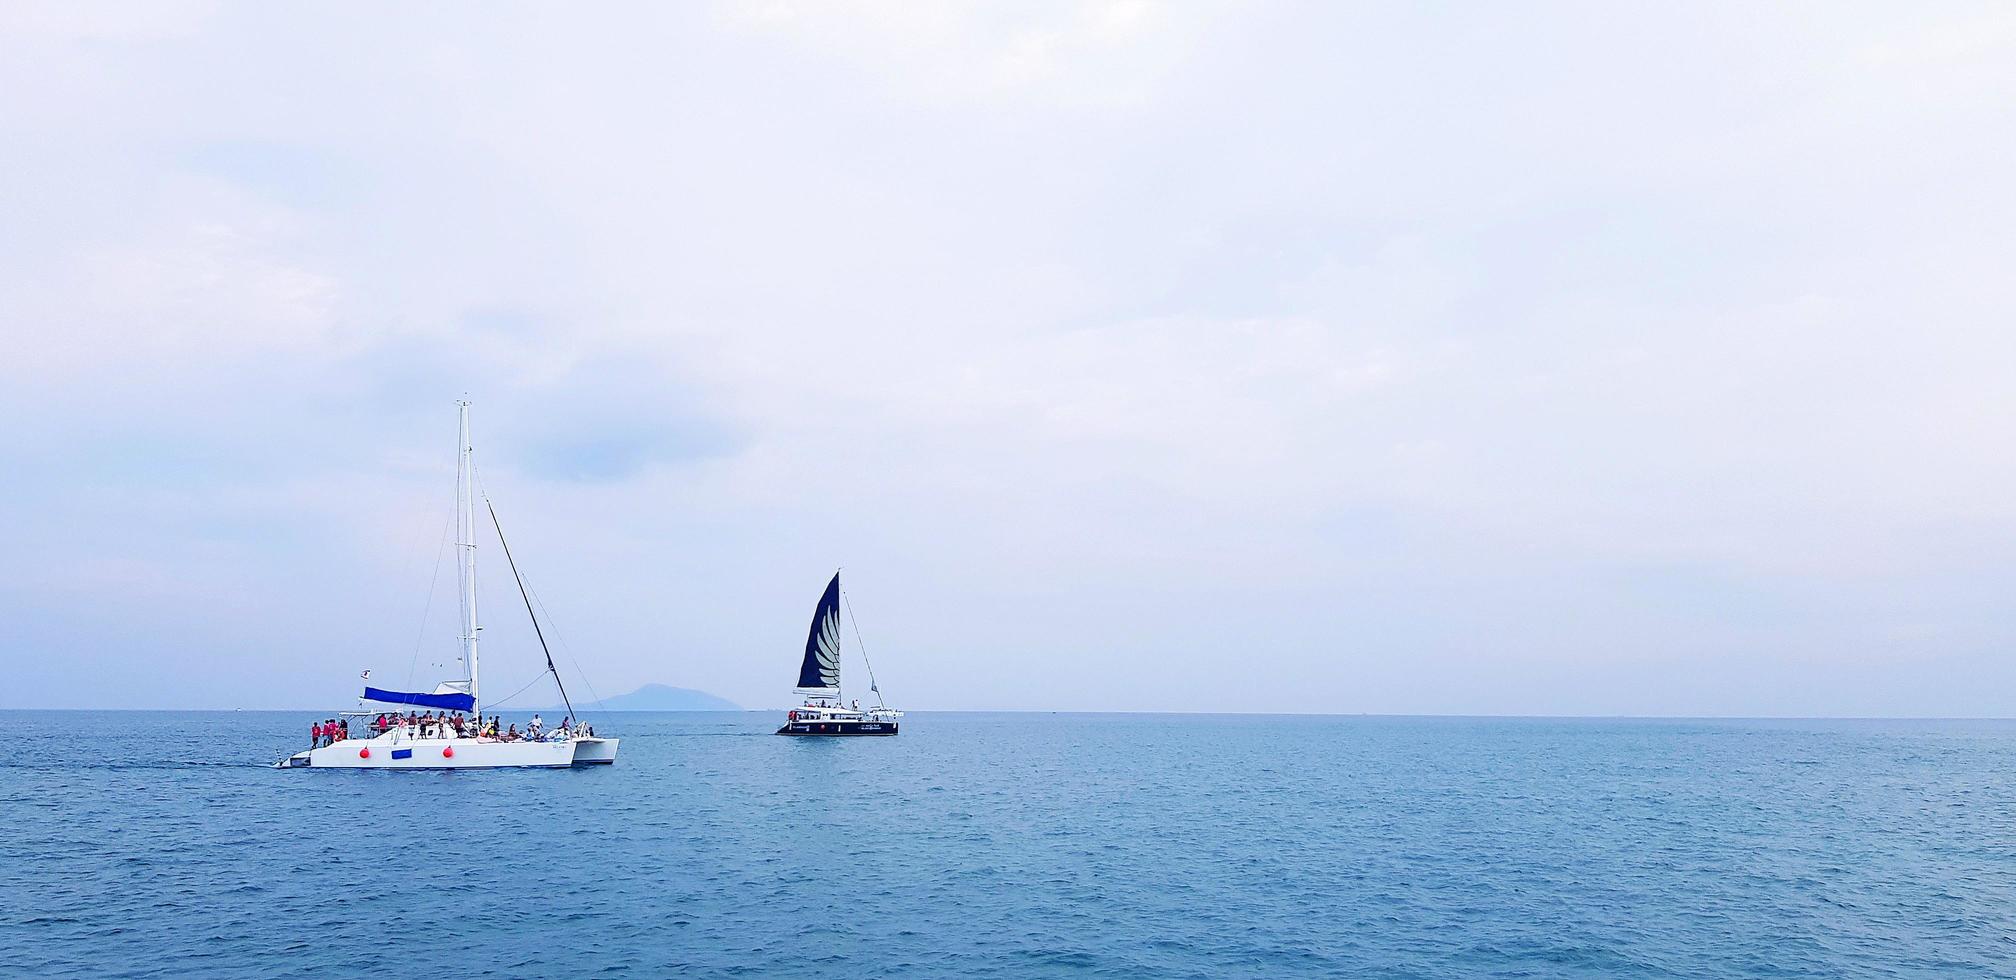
[
  {"x1": 359, "y1": 748, "x2": 371, "y2": 759},
  {"x1": 443, "y1": 746, "x2": 454, "y2": 759}
]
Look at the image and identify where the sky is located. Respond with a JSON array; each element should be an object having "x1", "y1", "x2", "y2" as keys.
[{"x1": 2, "y1": 2, "x2": 2014, "y2": 715}]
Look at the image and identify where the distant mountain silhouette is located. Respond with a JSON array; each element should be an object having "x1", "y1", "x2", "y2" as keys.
[{"x1": 561, "y1": 683, "x2": 740, "y2": 711}]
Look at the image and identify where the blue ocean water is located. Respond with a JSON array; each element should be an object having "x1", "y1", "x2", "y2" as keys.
[{"x1": 3, "y1": 711, "x2": 2014, "y2": 978}]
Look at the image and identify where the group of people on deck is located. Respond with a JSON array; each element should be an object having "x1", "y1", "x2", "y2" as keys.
[
  {"x1": 369, "y1": 710, "x2": 475, "y2": 739},
  {"x1": 307, "y1": 711, "x2": 593, "y2": 748},
  {"x1": 310, "y1": 718, "x2": 349, "y2": 747}
]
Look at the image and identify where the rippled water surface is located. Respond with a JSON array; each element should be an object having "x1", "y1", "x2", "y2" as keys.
[{"x1": 4, "y1": 711, "x2": 2015, "y2": 977}]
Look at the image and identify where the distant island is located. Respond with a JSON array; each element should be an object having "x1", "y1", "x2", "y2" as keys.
[{"x1": 562, "y1": 684, "x2": 740, "y2": 711}]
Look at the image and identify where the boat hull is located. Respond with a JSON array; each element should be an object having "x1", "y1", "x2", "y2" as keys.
[
  {"x1": 277, "y1": 735, "x2": 597, "y2": 769},
  {"x1": 776, "y1": 720, "x2": 898, "y2": 736},
  {"x1": 571, "y1": 737, "x2": 620, "y2": 764}
]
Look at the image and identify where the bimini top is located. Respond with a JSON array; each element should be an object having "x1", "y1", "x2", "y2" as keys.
[{"x1": 795, "y1": 573, "x2": 842, "y2": 694}]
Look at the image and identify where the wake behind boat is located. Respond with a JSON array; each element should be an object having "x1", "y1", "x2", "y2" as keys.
[
  {"x1": 777, "y1": 572, "x2": 903, "y2": 736},
  {"x1": 277, "y1": 401, "x2": 617, "y2": 769}
]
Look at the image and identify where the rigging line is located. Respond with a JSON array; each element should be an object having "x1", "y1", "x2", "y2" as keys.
[
  {"x1": 842, "y1": 590, "x2": 885, "y2": 709},
  {"x1": 404, "y1": 507, "x2": 455, "y2": 690},
  {"x1": 480, "y1": 670, "x2": 550, "y2": 710},
  {"x1": 520, "y1": 579, "x2": 606, "y2": 716},
  {"x1": 485, "y1": 497, "x2": 578, "y2": 724}
]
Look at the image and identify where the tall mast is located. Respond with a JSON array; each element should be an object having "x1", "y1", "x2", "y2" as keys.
[
  {"x1": 456, "y1": 399, "x2": 481, "y2": 719},
  {"x1": 488, "y1": 499, "x2": 577, "y2": 724}
]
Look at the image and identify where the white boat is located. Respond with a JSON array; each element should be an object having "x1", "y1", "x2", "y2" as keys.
[
  {"x1": 776, "y1": 572, "x2": 904, "y2": 736},
  {"x1": 278, "y1": 401, "x2": 618, "y2": 769}
]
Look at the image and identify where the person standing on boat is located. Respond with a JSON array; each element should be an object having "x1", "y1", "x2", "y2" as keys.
[
  {"x1": 529, "y1": 714, "x2": 543, "y2": 738},
  {"x1": 310, "y1": 721, "x2": 321, "y2": 749}
]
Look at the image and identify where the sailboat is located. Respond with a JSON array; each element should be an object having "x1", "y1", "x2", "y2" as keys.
[
  {"x1": 776, "y1": 572, "x2": 904, "y2": 736},
  {"x1": 276, "y1": 401, "x2": 619, "y2": 769}
]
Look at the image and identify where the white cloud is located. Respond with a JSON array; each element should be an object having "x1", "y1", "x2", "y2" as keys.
[
  {"x1": 3, "y1": 3, "x2": 2015, "y2": 713},
  {"x1": 723, "y1": 0, "x2": 1218, "y2": 107}
]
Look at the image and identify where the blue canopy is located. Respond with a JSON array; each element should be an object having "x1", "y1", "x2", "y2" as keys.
[{"x1": 362, "y1": 686, "x2": 475, "y2": 713}]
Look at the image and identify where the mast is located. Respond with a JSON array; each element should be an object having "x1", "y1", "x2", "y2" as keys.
[
  {"x1": 488, "y1": 499, "x2": 577, "y2": 724},
  {"x1": 456, "y1": 400, "x2": 481, "y2": 719}
]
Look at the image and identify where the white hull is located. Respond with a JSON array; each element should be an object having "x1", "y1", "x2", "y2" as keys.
[
  {"x1": 277, "y1": 732, "x2": 614, "y2": 769},
  {"x1": 571, "y1": 737, "x2": 620, "y2": 764}
]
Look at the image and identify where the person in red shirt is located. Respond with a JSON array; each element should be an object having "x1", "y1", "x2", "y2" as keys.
[{"x1": 311, "y1": 721, "x2": 323, "y2": 748}]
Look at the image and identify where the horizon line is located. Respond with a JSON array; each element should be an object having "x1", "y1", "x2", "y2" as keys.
[{"x1": 4, "y1": 706, "x2": 2014, "y2": 722}]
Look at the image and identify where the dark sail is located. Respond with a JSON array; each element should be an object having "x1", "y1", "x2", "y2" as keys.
[{"x1": 796, "y1": 573, "x2": 842, "y2": 692}]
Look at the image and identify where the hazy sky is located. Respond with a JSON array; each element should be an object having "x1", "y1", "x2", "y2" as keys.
[{"x1": 3, "y1": 3, "x2": 2014, "y2": 715}]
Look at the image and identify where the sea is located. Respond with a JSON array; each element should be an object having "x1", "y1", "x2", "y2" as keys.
[{"x1": 3, "y1": 710, "x2": 2013, "y2": 978}]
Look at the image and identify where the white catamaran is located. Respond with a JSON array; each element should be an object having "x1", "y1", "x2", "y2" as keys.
[
  {"x1": 777, "y1": 572, "x2": 904, "y2": 736},
  {"x1": 277, "y1": 401, "x2": 618, "y2": 769}
]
